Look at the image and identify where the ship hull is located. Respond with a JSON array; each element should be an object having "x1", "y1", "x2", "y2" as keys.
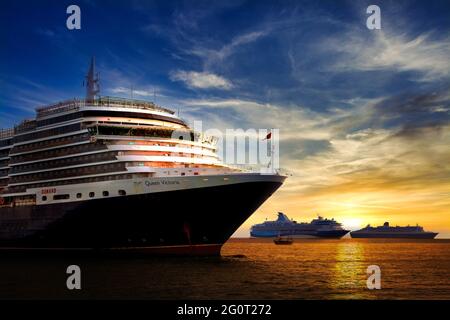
[
  {"x1": 350, "y1": 232, "x2": 438, "y2": 239},
  {"x1": 0, "y1": 178, "x2": 283, "y2": 255},
  {"x1": 250, "y1": 229, "x2": 349, "y2": 239}
]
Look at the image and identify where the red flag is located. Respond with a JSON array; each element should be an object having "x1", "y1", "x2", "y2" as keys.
[{"x1": 263, "y1": 132, "x2": 272, "y2": 140}]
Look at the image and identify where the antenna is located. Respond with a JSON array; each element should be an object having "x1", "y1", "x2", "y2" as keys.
[
  {"x1": 86, "y1": 56, "x2": 100, "y2": 100},
  {"x1": 271, "y1": 128, "x2": 274, "y2": 173}
]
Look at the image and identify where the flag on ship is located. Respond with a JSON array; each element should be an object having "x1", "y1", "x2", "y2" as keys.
[{"x1": 263, "y1": 131, "x2": 272, "y2": 140}]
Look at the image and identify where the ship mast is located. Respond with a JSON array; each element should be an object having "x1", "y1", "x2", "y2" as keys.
[{"x1": 86, "y1": 57, "x2": 100, "y2": 100}]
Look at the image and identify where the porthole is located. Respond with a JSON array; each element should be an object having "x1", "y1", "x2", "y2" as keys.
[
  {"x1": 89, "y1": 192, "x2": 95, "y2": 198},
  {"x1": 76, "y1": 193, "x2": 82, "y2": 199},
  {"x1": 42, "y1": 196, "x2": 47, "y2": 201},
  {"x1": 103, "y1": 191, "x2": 109, "y2": 197}
]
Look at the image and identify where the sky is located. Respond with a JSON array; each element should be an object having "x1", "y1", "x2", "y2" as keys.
[{"x1": 1, "y1": 0, "x2": 449, "y2": 237}]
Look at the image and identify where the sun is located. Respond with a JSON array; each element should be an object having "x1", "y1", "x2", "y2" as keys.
[{"x1": 340, "y1": 217, "x2": 364, "y2": 230}]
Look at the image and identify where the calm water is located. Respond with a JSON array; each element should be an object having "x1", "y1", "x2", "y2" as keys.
[{"x1": 1, "y1": 239, "x2": 449, "y2": 300}]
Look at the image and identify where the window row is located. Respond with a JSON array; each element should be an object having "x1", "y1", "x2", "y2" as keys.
[
  {"x1": 91, "y1": 125, "x2": 193, "y2": 140},
  {"x1": 7, "y1": 173, "x2": 139, "y2": 194},
  {"x1": 11, "y1": 152, "x2": 116, "y2": 173},
  {"x1": 0, "y1": 150, "x2": 10, "y2": 158},
  {"x1": 11, "y1": 133, "x2": 90, "y2": 154},
  {"x1": 42, "y1": 189, "x2": 127, "y2": 201},
  {"x1": 14, "y1": 123, "x2": 82, "y2": 144},
  {"x1": 10, "y1": 141, "x2": 106, "y2": 164},
  {"x1": 36, "y1": 112, "x2": 82, "y2": 128},
  {"x1": 10, "y1": 163, "x2": 126, "y2": 183},
  {"x1": 0, "y1": 160, "x2": 9, "y2": 168}
]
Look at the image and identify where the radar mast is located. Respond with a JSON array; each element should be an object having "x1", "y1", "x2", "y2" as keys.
[{"x1": 86, "y1": 56, "x2": 100, "y2": 100}]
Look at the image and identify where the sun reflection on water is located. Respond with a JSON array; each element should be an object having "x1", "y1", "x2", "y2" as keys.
[{"x1": 328, "y1": 241, "x2": 368, "y2": 299}]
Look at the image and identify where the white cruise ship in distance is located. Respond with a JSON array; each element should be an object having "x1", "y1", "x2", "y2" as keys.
[
  {"x1": 250, "y1": 212, "x2": 350, "y2": 238},
  {"x1": 0, "y1": 58, "x2": 286, "y2": 255}
]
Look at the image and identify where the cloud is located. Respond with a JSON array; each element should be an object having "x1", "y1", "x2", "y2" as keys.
[
  {"x1": 281, "y1": 138, "x2": 332, "y2": 160},
  {"x1": 100, "y1": 64, "x2": 174, "y2": 99},
  {"x1": 0, "y1": 76, "x2": 68, "y2": 114},
  {"x1": 181, "y1": 91, "x2": 450, "y2": 203},
  {"x1": 110, "y1": 86, "x2": 155, "y2": 97},
  {"x1": 170, "y1": 70, "x2": 233, "y2": 90},
  {"x1": 35, "y1": 29, "x2": 55, "y2": 37},
  {"x1": 371, "y1": 88, "x2": 450, "y2": 136},
  {"x1": 182, "y1": 98, "x2": 334, "y2": 140},
  {"x1": 189, "y1": 30, "x2": 269, "y2": 65},
  {"x1": 322, "y1": 29, "x2": 450, "y2": 82}
]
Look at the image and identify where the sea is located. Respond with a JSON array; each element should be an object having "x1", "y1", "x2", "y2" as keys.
[{"x1": 1, "y1": 238, "x2": 449, "y2": 300}]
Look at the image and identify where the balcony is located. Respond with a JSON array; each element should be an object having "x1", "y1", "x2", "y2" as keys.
[
  {"x1": 10, "y1": 133, "x2": 91, "y2": 155},
  {"x1": 10, "y1": 142, "x2": 107, "y2": 164},
  {"x1": 0, "y1": 128, "x2": 14, "y2": 140}
]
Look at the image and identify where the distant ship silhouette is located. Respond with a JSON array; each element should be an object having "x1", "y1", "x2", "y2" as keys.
[{"x1": 351, "y1": 222, "x2": 438, "y2": 239}]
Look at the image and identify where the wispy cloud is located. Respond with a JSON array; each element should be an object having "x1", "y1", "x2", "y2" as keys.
[
  {"x1": 35, "y1": 28, "x2": 55, "y2": 37},
  {"x1": 187, "y1": 30, "x2": 269, "y2": 68},
  {"x1": 182, "y1": 98, "x2": 332, "y2": 139},
  {"x1": 110, "y1": 86, "x2": 157, "y2": 98},
  {"x1": 181, "y1": 91, "x2": 450, "y2": 200},
  {"x1": 170, "y1": 70, "x2": 233, "y2": 90},
  {"x1": 0, "y1": 76, "x2": 68, "y2": 113},
  {"x1": 321, "y1": 29, "x2": 450, "y2": 82}
]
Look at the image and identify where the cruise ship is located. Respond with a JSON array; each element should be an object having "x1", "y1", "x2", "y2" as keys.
[
  {"x1": 250, "y1": 212, "x2": 349, "y2": 238},
  {"x1": 350, "y1": 222, "x2": 438, "y2": 239},
  {"x1": 0, "y1": 58, "x2": 285, "y2": 255}
]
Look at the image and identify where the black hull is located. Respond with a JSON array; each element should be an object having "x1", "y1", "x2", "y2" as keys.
[
  {"x1": 350, "y1": 232, "x2": 438, "y2": 239},
  {"x1": 315, "y1": 230, "x2": 349, "y2": 238},
  {"x1": 0, "y1": 180, "x2": 282, "y2": 255}
]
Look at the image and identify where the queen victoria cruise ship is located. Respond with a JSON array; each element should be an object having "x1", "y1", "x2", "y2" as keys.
[{"x1": 0, "y1": 58, "x2": 285, "y2": 255}]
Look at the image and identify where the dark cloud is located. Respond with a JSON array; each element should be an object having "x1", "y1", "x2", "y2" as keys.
[
  {"x1": 326, "y1": 87, "x2": 450, "y2": 141},
  {"x1": 392, "y1": 121, "x2": 448, "y2": 139},
  {"x1": 374, "y1": 89, "x2": 450, "y2": 124},
  {"x1": 375, "y1": 89, "x2": 449, "y2": 115},
  {"x1": 373, "y1": 87, "x2": 450, "y2": 136}
]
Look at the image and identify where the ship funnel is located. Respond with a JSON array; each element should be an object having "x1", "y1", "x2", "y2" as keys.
[
  {"x1": 86, "y1": 56, "x2": 100, "y2": 100},
  {"x1": 277, "y1": 212, "x2": 290, "y2": 222}
]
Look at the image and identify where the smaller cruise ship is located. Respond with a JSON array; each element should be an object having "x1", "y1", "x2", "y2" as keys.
[
  {"x1": 350, "y1": 222, "x2": 438, "y2": 239},
  {"x1": 250, "y1": 212, "x2": 349, "y2": 238}
]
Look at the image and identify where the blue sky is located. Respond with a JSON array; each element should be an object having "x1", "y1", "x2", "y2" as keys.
[
  {"x1": 1, "y1": 0, "x2": 449, "y2": 120},
  {"x1": 1, "y1": 0, "x2": 450, "y2": 235}
]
